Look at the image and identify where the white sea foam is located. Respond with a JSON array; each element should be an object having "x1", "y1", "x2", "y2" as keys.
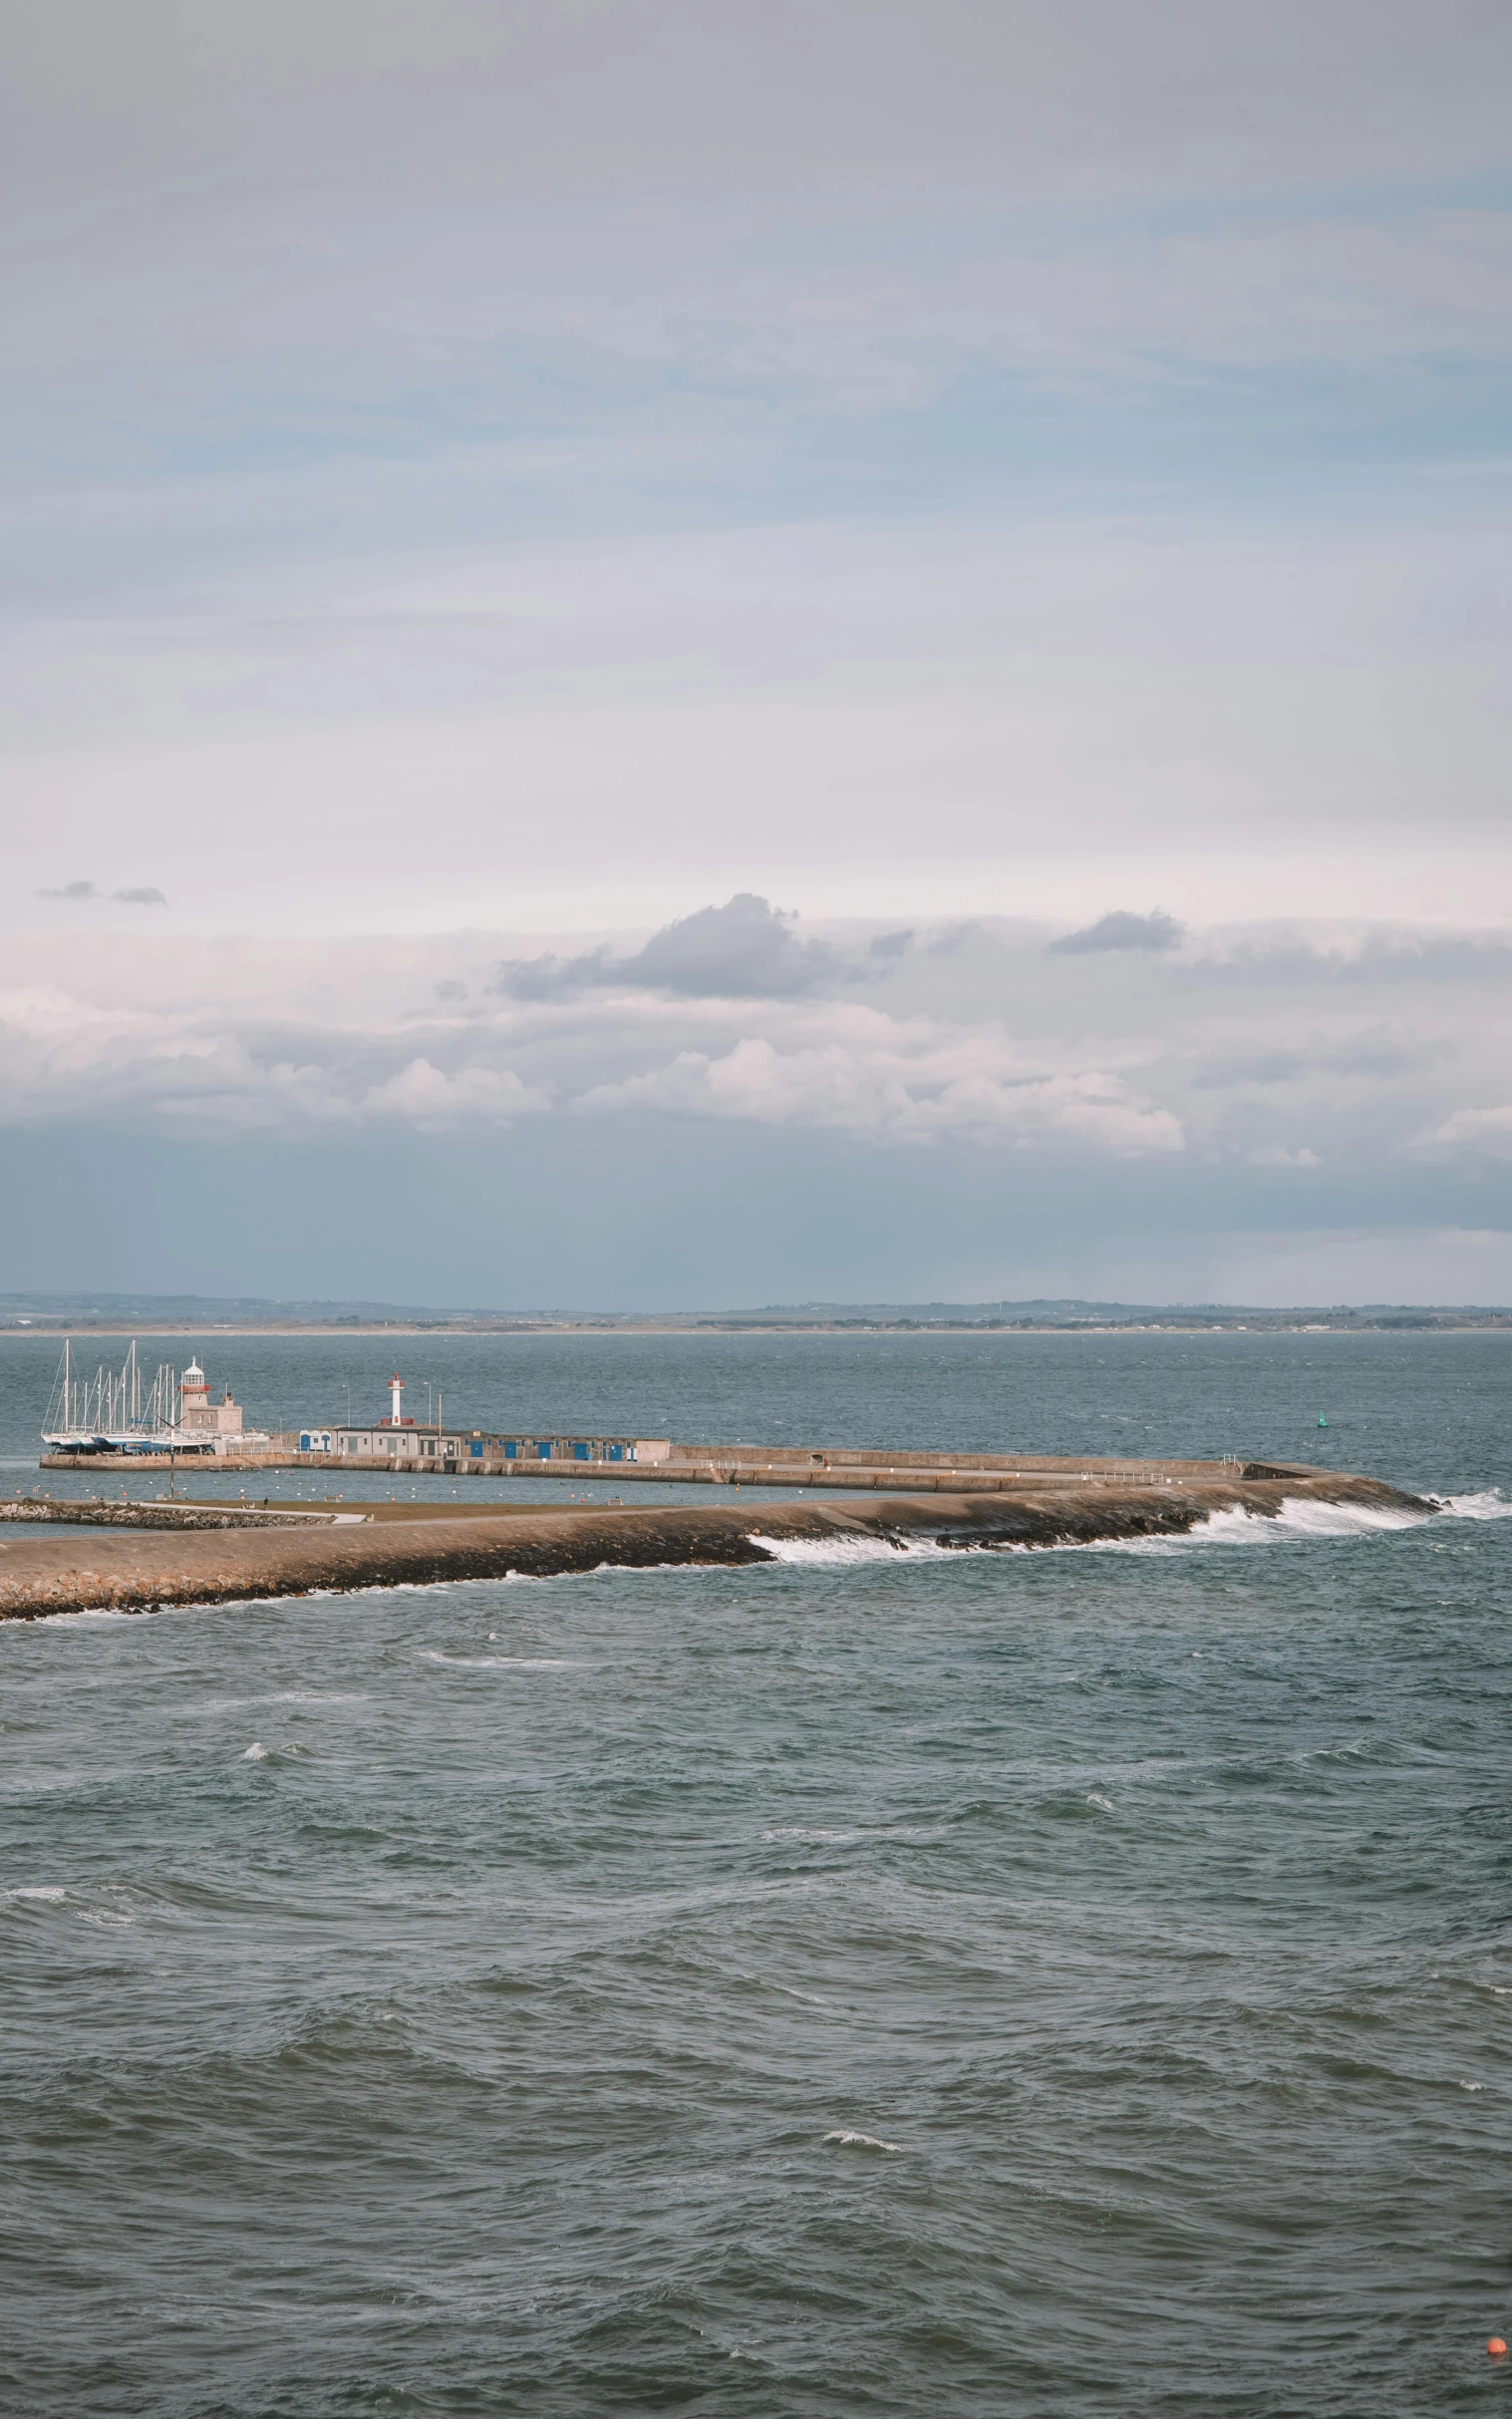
[
  {"x1": 1097, "y1": 1493, "x2": 1443, "y2": 1557},
  {"x1": 241, "y1": 1741, "x2": 272, "y2": 1761},
  {"x1": 261, "y1": 1690, "x2": 365, "y2": 1706},
  {"x1": 752, "y1": 1491, "x2": 1446, "y2": 1568},
  {"x1": 1190, "y1": 1495, "x2": 1432, "y2": 1544},
  {"x1": 748, "y1": 1534, "x2": 957, "y2": 1566},
  {"x1": 32, "y1": 1603, "x2": 159, "y2": 1624},
  {"x1": 823, "y1": 2129, "x2": 901, "y2": 2153},
  {"x1": 11, "y1": 1885, "x2": 66, "y2": 1901},
  {"x1": 1436, "y1": 1489, "x2": 1512, "y2": 1521},
  {"x1": 1085, "y1": 1791, "x2": 1115, "y2": 1811},
  {"x1": 763, "y1": 1826, "x2": 861, "y2": 1843},
  {"x1": 419, "y1": 1650, "x2": 576, "y2": 1669}
]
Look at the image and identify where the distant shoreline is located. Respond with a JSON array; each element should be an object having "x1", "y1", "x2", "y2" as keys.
[{"x1": 2, "y1": 1319, "x2": 1510, "y2": 1341}]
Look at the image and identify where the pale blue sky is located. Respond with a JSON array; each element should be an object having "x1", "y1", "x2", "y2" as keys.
[{"x1": 2, "y1": 1, "x2": 1510, "y2": 1301}]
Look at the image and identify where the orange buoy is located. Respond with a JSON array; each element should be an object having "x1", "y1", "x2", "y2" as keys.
[{"x1": 1489, "y1": 2338, "x2": 1508, "y2": 2358}]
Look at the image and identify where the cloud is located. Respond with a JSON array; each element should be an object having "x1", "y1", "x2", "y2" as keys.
[
  {"x1": 1424, "y1": 1104, "x2": 1512, "y2": 1159},
  {"x1": 1184, "y1": 929, "x2": 1512, "y2": 987},
  {"x1": 496, "y1": 894, "x2": 838, "y2": 1003},
  {"x1": 37, "y1": 879, "x2": 166, "y2": 905},
  {"x1": 360, "y1": 1058, "x2": 551, "y2": 1127},
  {"x1": 572, "y1": 1025, "x2": 1185, "y2": 1153},
  {"x1": 1052, "y1": 910, "x2": 1184, "y2": 956}
]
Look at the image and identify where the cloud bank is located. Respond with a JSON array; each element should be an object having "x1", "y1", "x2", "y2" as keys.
[{"x1": 2, "y1": 904, "x2": 1508, "y2": 1183}]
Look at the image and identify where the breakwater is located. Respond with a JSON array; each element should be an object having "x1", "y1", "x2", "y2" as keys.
[
  {"x1": 0, "y1": 1498, "x2": 349, "y2": 1531},
  {"x1": 0, "y1": 1465, "x2": 1434, "y2": 1620}
]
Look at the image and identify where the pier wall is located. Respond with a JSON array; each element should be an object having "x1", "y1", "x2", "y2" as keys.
[{"x1": 39, "y1": 1438, "x2": 1260, "y2": 1488}]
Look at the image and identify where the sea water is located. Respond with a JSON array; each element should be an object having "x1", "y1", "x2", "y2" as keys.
[{"x1": 1, "y1": 1330, "x2": 1509, "y2": 2414}]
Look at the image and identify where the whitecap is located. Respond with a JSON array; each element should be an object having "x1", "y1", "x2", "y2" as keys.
[
  {"x1": 752, "y1": 1492, "x2": 1442, "y2": 1568},
  {"x1": 823, "y1": 2129, "x2": 901, "y2": 2153},
  {"x1": 419, "y1": 1651, "x2": 576, "y2": 1669},
  {"x1": 260, "y1": 1690, "x2": 365, "y2": 1706},
  {"x1": 11, "y1": 1885, "x2": 66, "y2": 1901},
  {"x1": 1085, "y1": 1791, "x2": 1114, "y2": 1812},
  {"x1": 762, "y1": 1827, "x2": 860, "y2": 1843},
  {"x1": 1108, "y1": 1494, "x2": 1438, "y2": 1554},
  {"x1": 31, "y1": 1604, "x2": 150, "y2": 1624},
  {"x1": 241, "y1": 1741, "x2": 272, "y2": 1761},
  {"x1": 1436, "y1": 1489, "x2": 1512, "y2": 1521},
  {"x1": 747, "y1": 1534, "x2": 958, "y2": 1566}
]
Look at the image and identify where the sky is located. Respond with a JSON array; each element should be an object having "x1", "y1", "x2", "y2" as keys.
[{"x1": 3, "y1": 0, "x2": 1510, "y2": 1306}]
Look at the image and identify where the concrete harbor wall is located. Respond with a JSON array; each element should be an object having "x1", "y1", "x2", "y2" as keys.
[{"x1": 38, "y1": 1437, "x2": 1268, "y2": 1487}]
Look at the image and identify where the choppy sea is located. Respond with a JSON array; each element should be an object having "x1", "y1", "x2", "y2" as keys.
[{"x1": 2, "y1": 1329, "x2": 1510, "y2": 2415}]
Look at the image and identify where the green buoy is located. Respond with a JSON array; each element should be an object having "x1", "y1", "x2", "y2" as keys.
[{"x1": 1318, "y1": 1413, "x2": 1328, "y2": 1428}]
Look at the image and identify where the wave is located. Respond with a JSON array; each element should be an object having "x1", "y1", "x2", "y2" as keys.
[
  {"x1": 1434, "y1": 1488, "x2": 1512, "y2": 1520},
  {"x1": 750, "y1": 1496, "x2": 1431, "y2": 1567},
  {"x1": 1145, "y1": 1487, "x2": 1505, "y2": 1549},
  {"x1": 1168, "y1": 1495, "x2": 1434, "y2": 1547},
  {"x1": 823, "y1": 2129, "x2": 901, "y2": 2153},
  {"x1": 750, "y1": 1486, "x2": 1501, "y2": 1569},
  {"x1": 763, "y1": 1826, "x2": 862, "y2": 1843},
  {"x1": 419, "y1": 1650, "x2": 576, "y2": 1669},
  {"x1": 747, "y1": 1534, "x2": 959, "y2": 1566},
  {"x1": 25, "y1": 1601, "x2": 190, "y2": 1625}
]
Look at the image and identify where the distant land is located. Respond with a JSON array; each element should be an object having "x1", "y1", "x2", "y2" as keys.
[{"x1": 1, "y1": 1292, "x2": 1508, "y2": 1335}]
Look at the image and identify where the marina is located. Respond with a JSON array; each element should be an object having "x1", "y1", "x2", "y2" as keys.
[{"x1": 41, "y1": 1341, "x2": 268, "y2": 1459}]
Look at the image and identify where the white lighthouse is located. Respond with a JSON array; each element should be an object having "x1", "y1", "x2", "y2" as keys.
[
  {"x1": 177, "y1": 1356, "x2": 244, "y2": 1439},
  {"x1": 388, "y1": 1372, "x2": 405, "y2": 1427}
]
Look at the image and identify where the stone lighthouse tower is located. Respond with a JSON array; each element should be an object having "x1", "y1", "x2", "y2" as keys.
[{"x1": 178, "y1": 1356, "x2": 244, "y2": 1439}]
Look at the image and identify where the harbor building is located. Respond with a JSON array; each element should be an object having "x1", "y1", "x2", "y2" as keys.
[{"x1": 307, "y1": 1373, "x2": 671, "y2": 1473}]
